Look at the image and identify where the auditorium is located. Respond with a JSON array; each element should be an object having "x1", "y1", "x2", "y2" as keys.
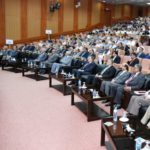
[{"x1": 0, "y1": 0, "x2": 150, "y2": 150}]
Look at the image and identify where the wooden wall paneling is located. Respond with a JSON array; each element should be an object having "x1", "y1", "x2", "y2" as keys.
[
  {"x1": 100, "y1": 3, "x2": 105, "y2": 26},
  {"x1": 0, "y1": 0, "x2": 5, "y2": 47},
  {"x1": 63, "y1": 0, "x2": 74, "y2": 32},
  {"x1": 47, "y1": 0, "x2": 59, "y2": 34},
  {"x1": 124, "y1": 5, "x2": 130, "y2": 17},
  {"x1": 73, "y1": 0, "x2": 78, "y2": 32},
  {"x1": 92, "y1": 0, "x2": 100, "y2": 25},
  {"x1": 87, "y1": 0, "x2": 92, "y2": 27},
  {"x1": 121, "y1": 5, "x2": 124, "y2": 19},
  {"x1": 21, "y1": 0, "x2": 27, "y2": 39},
  {"x1": 110, "y1": 4, "x2": 116, "y2": 24},
  {"x1": 27, "y1": 0, "x2": 41, "y2": 38},
  {"x1": 58, "y1": 0, "x2": 64, "y2": 33},
  {"x1": 5, "y1": 0, "x2": 21, "y2": 40},
  {"x1": 41, "y1": 0, "x2": 47, "y2": 36},
  {"x1": 114, "y1": 5, "x2": 122, "y2": 19},
  {"x1": 78, "y1": 0, "x2": 88, "y2": 30},
  {"x1": 148, "y1": 7, "x2": 150, "y2": 16},
  {"x1": 130, "y1": 5, "x2": 134, "y2": 19}
]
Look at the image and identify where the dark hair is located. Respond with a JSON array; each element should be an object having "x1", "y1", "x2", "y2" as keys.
[
  {"x1": 131, "y1": 52, "x2": 137, "y2": 57},
  {"x1": 113, "y1": 51, "x2": 118, "y2": 55},
  {"x1": 124, "y1": 64, "x2": 129, "y2": 71},
  {"x1": 89, "y1": 55, "x2": 95, "y2": 60}
]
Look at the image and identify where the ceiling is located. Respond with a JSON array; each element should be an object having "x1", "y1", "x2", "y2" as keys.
[{"x1": 99, "y1": 0, "x2": 150, "y2": 5}]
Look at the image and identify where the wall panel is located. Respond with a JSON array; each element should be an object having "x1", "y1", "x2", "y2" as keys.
[
  {"x1": 114, "y1": 5, "x2": 122, "y2": 19},
  {"x1": 92, "y1": 0, "x2": 100, "y2": 25},
  {"x1": 5, "y1": 0, "x2": 21, "y2": 40},
  {"x1": 27, "y1": 0, "x2": 41, "y2": 38},
  {"x1": 124, "y1": 5, "x2": 131, "y2": 17},
  {"x1": 63, "y1": 0, "x2": 74, "y2": 32},
  {"x1": 0, "y1": 0, "x2": 5, "y2": 46},
  {"x1": 148, "y1": 8, "x2": 150, "y2": 16},
  {"x1": 46, "y1": 1, "x2": 59, "y2": 34},
  {"x1": 78, "y1": 0, "x2": 88, "y2": 30},
  {"x1": 1, "y1": 1, "x2": 145, "y2": 46}
]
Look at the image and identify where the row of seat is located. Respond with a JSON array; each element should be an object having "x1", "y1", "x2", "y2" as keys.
[{"x1": 101, "y1": 54, "x2": 150, "y2": 74}]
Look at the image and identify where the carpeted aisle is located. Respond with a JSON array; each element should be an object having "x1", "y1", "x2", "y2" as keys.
[{"x1": 0, "y1": 69, "x2": 107, "y2": 150}]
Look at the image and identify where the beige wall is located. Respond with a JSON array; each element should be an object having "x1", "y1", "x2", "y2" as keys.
[
  {"x1": 124, "y1": 5, "x2": 131, "y2": 17},
  {"x1": 5, "y1": 0, "x2": 21, "y2": 40},
  {"x1": 2, "y1": 1, "x2": 141, "y2": 45},
  {"x1": 132, "y1": 6, "x2": 139, "y2": 18},
  {"x1": 148, "y1": 8, "x2": 150, "y2": 16},
  {"x1": 114, "y1": 5, "x2": 122, "y2": 19},
  {"x1": 63, "y1": 0, "x2": 74, "y2": 32},
  {"x1": 78, "y1": 0, "x2": 88, "y2": 30},
  {"x1": 27, "y1": 0, "x2": 41, "y2": 38},
  {"x1": 46, "y1": 0, "x2": 58, "y2": 34},
  {"x1": 92, "y1": 0, "x2": 100, "y2": 25}
]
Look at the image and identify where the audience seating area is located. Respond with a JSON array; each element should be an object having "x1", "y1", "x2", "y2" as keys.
[{"x1": 0, "y1": 16, "x2": 150, "y2": 149}]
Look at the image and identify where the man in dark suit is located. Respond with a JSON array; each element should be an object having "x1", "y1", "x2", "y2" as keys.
[
  {"x1": 137, "y1": 47, "x2": 146, "y2": 58},
  {"x1": 112, "y1": 51, "x2": 121, "y2": 64},
  {"x1": 72, "y1": 55, "x2": 96, "y2": 79},
  {"x1": 113, "y1": 64, "x2": 145, "y2": 109},
  {"x1": 87, "y1": 59, "x2": 116, "y2": 87},
  {"x1": 127, "y1": 53, "x2": 139, "y2": 67},
  {"x1": 100, "y1": 64, "x2": 131, "y2": 97}
]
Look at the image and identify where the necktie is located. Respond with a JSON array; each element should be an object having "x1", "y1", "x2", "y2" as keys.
[{"x1": 125, "y1": 74, "x2": 135, "y2": 85}]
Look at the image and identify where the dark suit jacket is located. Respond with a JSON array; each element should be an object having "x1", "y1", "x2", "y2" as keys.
[
  {"x1": 113, "y1": 55, "x2": 121, "y2": 64},
  {"x1": 80, "y1": 51, "x2": 90, "y2": 59},
  {"x1": 137, "y1": 52, "x2": 146, "y2": 59},
  {"x1": 127, "y1": 58, "x2": 139, "y2": 67},
  {"x1": 82, "y1": 62, "x2": 96, "y2": 74},
  {"x1": 101, "y1": 66, "x2": 116, "y2": 79},
  {"x1": 127, "y1": 73, "x2": 145, "y2": 90}
]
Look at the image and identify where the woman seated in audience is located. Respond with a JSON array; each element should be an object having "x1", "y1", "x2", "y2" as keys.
[
  {"x1": 126, "y1": 90, "x2": 150, "y2": 116},
  {"x1": 127, "y1": 52, "x2": 139, "y2": 67},
  {"x1": 141, "y1": 105, "x2": 150, "y2": 129}
]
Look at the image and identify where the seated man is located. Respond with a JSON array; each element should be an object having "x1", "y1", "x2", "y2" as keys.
[
  {"x1": 141, "y1": 105, "x2": 150, "y2": 129},
  {"x1": 44, "y1": 53, "x2": 60, "y2": 68},
  {"x1": 101, "y1": 64, "x2": 131, "y2": 97},
  {"x1": 87, "y1": 59, "x2": 116, "y2": 87},
  {"x1": 51, "y1": 54, "x2": 73, "y2": 74},
  {"x1": 112, "y1": 51, "x2": 121, "y2": 64},
  {"x1": 137, "y1": 46, "x2": 146, "y2": 58},
  {"x1": 112, "y1": 64, "x2": 145, "y2": 109},
  {"x1": 72, "y1": 55, "x2": 96, "y2": 79},
  {"x1": 126, "y1": 90, "x2": 150, "y2": 116}
]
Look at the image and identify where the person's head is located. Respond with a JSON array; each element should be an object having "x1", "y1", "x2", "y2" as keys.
[
  {"x1": 122, "y1": 64, "x2": 129, "y2": 71},
  {"x1": 130, "y1": 52, "x2": 137, "y2": 59},
  {"x1": 88, "y1": 55, "x2": 95, "y2": 63},
  {"x1": 113, "y1": 51, "x2": 118, "y2": 57},
  {"x1": 133, "y1": 64, "x2": 142, "y2": 73},
  {"x1": 138, "y1": 47, "x2": 144, "y2": 53}
]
